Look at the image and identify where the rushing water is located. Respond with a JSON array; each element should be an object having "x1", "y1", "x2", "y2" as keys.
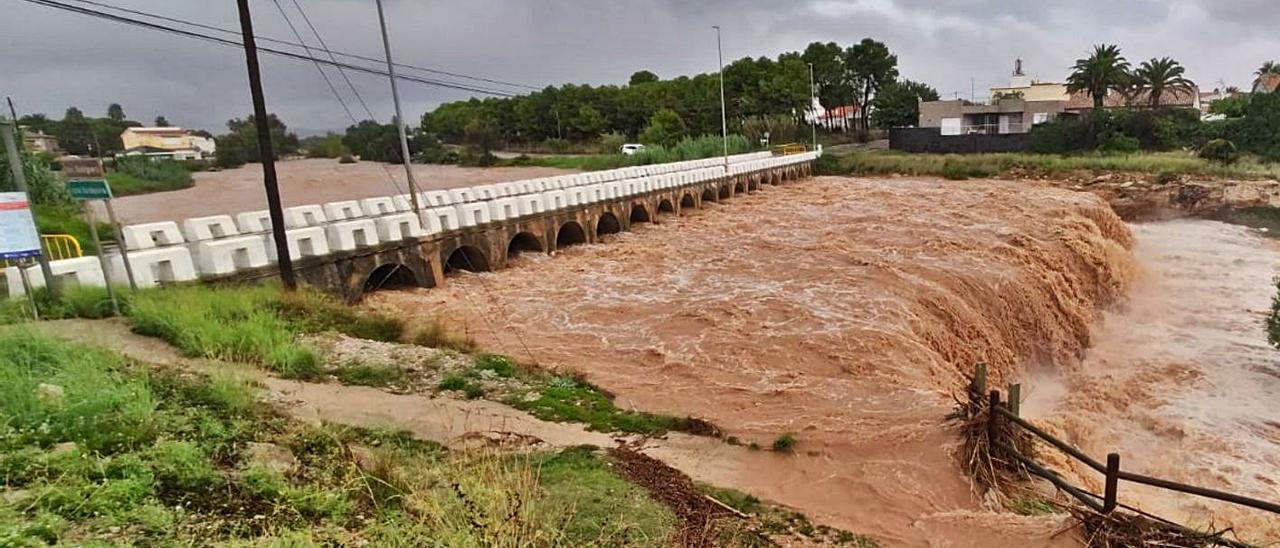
[
  {"x1": 372, "y1": 176, "x2": 1141, "y2": 546},
  {"x1": 1027, "y1": 219, "x2": 1280, "y2": 542}
]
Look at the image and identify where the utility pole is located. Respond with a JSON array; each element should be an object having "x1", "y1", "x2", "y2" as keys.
[
  {"x1": 713, "y1": 25, "x2": 728, "y2": 172},
  {"x1": 808, "y1": 62, "x2": 817, "y2": 151},
  {"x1": 235, "y1": 0, "x2": 296, "y2": 291},
  {"x1": 375, "y1": 0, "x2": 423, "y2": 218},
  {"x1": 1, "y1": 116, "x2": 57, "y2": 296}
]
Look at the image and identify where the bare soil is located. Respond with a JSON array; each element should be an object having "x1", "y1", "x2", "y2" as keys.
[{"x1": 94, "y1": 158, "x2": 577, "y2": 224}]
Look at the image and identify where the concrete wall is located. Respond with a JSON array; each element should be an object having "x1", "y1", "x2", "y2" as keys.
[{"x1": 889, "y1": 128, "x2": 1032, "y2": 153}]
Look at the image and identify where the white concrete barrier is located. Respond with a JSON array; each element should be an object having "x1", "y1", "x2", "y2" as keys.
[
  {"x1": 422, "y1": 190, "x2": 453, "y2": 208},
  {"x1": 449, "y1": 188, "x2": 477, "y2": 204},
  {"x1": 360, "y1": 197, "x2": 399, "y2": 217},
  {"x1": 192, "y1": 236, "x2": 270, "y2": 275},
  {"x1": 323, "y1": 200, "x2": 364, "y2": 221},
  {"x1": 454, "y1": 203, "x2": 492, "y2": 227},
  {"x1": 181, "y1": 215, "x2": 240, "y2": 242},
  {"x1": 516, "y1": 194, "x2": 546, "y2": 215},
  {"x1": 284, "y1": 205, "x2": 326, "y2": 228},
  {"x1": 6, "y1": 257, "x2": 107, "y2": 296},
  {"x1": 543, "y1": 190, "x2": 568, "y2": 210},
  {"x1": 122, "y1": 221, "x2": 185, "y2": 250},
  {"x1": 236, "y1": 210, "x2": 273, "y2": 233},
  {"x1": 488, "y1": 197, "x2": 519, "y2": 221},
  {"x1": 110, "y1": 247, "x2": 198, "y2": 287},
  {"x1": 325, "y1": 219, "x2": 379, "y2": 251},
  {"x1": 264, "y1": 227, "x2": 330, "y2": 262},
  {"x1": 375, "y1": 212, "x2": 428, "y2": 241},
  {"x1": 584, "y1": 184, "x2": 604, "y2": 203},
  {"x1": 424, "y1": 207, "x2": 457, "y2": 232}
]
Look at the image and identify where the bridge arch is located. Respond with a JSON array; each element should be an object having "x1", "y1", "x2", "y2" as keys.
[
  {"x1": 680, "y1": 193, "x2": 695, "y2": 208},
  {"x1": 445, "y1": 245, "x2": 490, "y2": 273},
  {"x1": 556, "y1": 221, "x2": 587, "y2": 248},
  {"x1": 701, "y1": 187, "x2": 716, "y2": 203},
  {"x1": 629, "y1": 203, "x2": 651, "y2": 224},
  {"x1": 507, "y1": 231, "x2": 544, "y2": 259},
  {"x1": 362, "y1": 263, "x2": 420, "y2": 294},
  {"x1": 718, "y1": 184, "x2": 731, "y2": 200},
  {"x1": 597, "y1": 212, "x2": 622, "y2": 237},
  {"x1": 734, "y1": 180, "x2": 746, "y2": 193},
  {"x1": 658, "y1": 199, "x2": 675, "y2": 214}
]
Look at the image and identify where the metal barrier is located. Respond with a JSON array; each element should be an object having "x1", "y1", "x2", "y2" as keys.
[
  {"x1": 971, "y1": 369, "x2": 1277, "y2": 548},
  {"x1": 771, "y1": 143, "x2": 808, "y2": 156},
  {"x1": 1, "y1": 234, "x2": 83, "y2": 268}
]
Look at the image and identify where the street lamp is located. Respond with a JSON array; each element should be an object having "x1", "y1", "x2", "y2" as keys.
[
  {"x1": 808, "y1": 62, "x2": 817, "y2": 151},
  {"x1": 713, "y1": 25, "x2": 728, "y2": 172}
]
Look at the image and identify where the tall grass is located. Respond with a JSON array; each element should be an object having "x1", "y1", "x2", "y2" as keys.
[
  {"x1": 816, "y1": 150, "x2": 1280, "y2": 180},
  {"x1": 108, "y1": 157, "x2": 194, "y2": 196},
  {"x1": 530, "y1": 134, "x2": 753, "y2": 171}
]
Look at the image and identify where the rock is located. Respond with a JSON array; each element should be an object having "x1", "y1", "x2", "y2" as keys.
[
  {"x1": 1119, "y1": 181, "x2": 1135, "y2": 189},
  {"x1": 243, "y1": 442, "x2": 298, "y2": 475},
  {"x1": 36, "y1": 383, "x2": 64, "y2": 404},
  {"x1": 52, "y1": 442, "x2": 77, "y2": 454}
]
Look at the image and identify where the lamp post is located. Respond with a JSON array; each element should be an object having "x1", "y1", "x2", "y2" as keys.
[
  {"x1": 713, "y1": 25, "x2": 728, "y2": 172},
  {"x1": 808, "y1": 62, "x2": 817, "y2": 151}
]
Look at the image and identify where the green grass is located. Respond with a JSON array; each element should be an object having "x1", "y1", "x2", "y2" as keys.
[
  {"x1": 0, "y1": 331, "x2": 688, "y2": 546},
  {"x1": 508, "y1": 374, "x2": 698, "y2": 435},
  {"x1": 1010, "y1": 497, "x2": 1057, "y2": 516},
  {"x1": 816, "y1": 149, "x2": 1280, "y2": 181},
  {"x1": 331, "y1": 362, "x2": 405, "y2": 387},
  {"x1": 31, "y1": 203, "x2": 115, "y2": 254},
  {"x1": 107, "y1": 158, "x2": 194, "y2": 196}
]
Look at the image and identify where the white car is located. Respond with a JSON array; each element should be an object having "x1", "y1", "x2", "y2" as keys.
[{"x1": 619, "y1": 143, "x2": 646, "y2": 155}]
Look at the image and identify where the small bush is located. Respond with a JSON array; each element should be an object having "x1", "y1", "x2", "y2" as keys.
[
  {"x1": 109, "y1": 157, "x2": 194, "y2": 196},
  {"x1": 1099, "y1": 132, "x2": 1140, "y2": 154},
  {"x1": 332, "y1": 363, "x2": 405, "y2": 387},
  {"x1": 463, "y1": 384, "x2": 486, "y2": 399},
  {"x1": 1199, "y1": 138, "x2": 1239, "y2": 165},
  {"x1": 474, "y1": 354, "x2": 516, "y2": 378},
  {"x1": 772, "y1": 433, "x2": 797, "y2": 453},
  {"x1": 436, "y1": 373, "x2": 468, "y2": 392},
  {"x1": 405, "y1": 318, "x2": 476, "y2": 352}
]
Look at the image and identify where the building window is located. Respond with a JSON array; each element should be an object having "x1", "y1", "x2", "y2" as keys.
[
  {"x1": 1032, "y1": 112, "x2": 1049, "y2": 125},
  {"x1": 940, "y1": 118, "x2": 962, "y2": 136}
]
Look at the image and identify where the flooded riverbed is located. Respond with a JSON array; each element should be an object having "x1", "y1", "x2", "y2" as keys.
[{"x1": 371, "y1": 176, "x2": 1137, "y2": 545}]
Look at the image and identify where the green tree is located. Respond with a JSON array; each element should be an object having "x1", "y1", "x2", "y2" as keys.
[
  {"x1": 1234, "y1": 91, "x2": 1280, "y2": 161},
  {"x1": 844, "y1": 38, "x2": 898, "y2": 130},
  {"x1": 871, "y1": 79, "x2": 940, "y2": 129},
  {"x1": 1133, "y1": 57, "x2": 1195, "y2": 108},
  {"x1": 629, "y1": 70, "x2": 659, "y2": 86},
  {"x1": 1067, "y1": 44, "x2": 1132, "y2": 108},
  {"x1": 639, "y1": 108, "x2": 686, "y2": 147},
  {"x1": 570, "y1": 105, "x2": 607, "y2": 139},
  {"x1": 801, "y1": 42, "x2": 852, "y2": 120},
  {"x1": 106, "y1": 103, "x2": 125, "y2": 122},
  {"x1": 1255, "y1": 61, "x2": 1280, "y2": 90},
  {"x1": 58, "y1": 107, "x2": 95, "y2": 156},
  {"x1": 154, "y1": 116, "x2": 171, "y2": 127},
  {"x1": 214, "y1": 114, "x2": 299, "y2": 167},
  {"x1": 302, "y1": 133, "x2": 347, "y2": 159},
  {"x1": 342, "y1": 120, "x2": 411, "y2": 163},
  {"x1": 1209, "y1": 94, "x2": 1249, "y2": 118}
]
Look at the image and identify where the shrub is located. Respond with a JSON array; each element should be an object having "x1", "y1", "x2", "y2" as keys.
[
  {"x1": 598, "y1": 131, "x2": 626, "y2": 155},
  {"x1": 332, "y1": 363, "x2": 405, "y2": 387},
  {"x1": 436, "y1": 373, "x2": 469, "y2": 392},
  {"x1": 1199, "y1": 139, "x2": 1240, "y2": 165},
  {"x1": 772, "y1": 433, "x2": 797, "y2": 453},
  {"x1": 109, "y1": 157, "x2": 194, "y2": 196},
  {"x1": 405, "y1": 318, "x2": 476, "y2": 352},
  {"x1": 474, "y1": 354, "x2": 516, "y2": 378},
  {"x1": 1098, "y1": 132, "x2": 1139, "y2": 154}
]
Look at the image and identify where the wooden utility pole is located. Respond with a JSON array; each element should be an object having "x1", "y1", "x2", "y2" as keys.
[{"x1": 235, "y1": 0, "x2": 296, "y2": 291}]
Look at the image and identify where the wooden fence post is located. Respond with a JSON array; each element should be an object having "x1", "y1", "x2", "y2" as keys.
[
  {"x1": 987, "y1": 390, "x2": 1001, "y2": 451},
  {"x1": 1008, "y1": 383, "x2": 1021, "y2": 417},
  {"x1": 974, "y1": 363, "x2": 988, "y2": 397},
  {"x1": 1103, "y1": 453, "x2": 1120, "y2": 513}
]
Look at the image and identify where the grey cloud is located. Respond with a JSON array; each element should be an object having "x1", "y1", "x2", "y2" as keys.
[{"x1": 3, "y1": 0, "x2": 1278, "y2": 134}]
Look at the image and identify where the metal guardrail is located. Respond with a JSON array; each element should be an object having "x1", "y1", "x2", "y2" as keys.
[
  {"x1": 971, "y1": 369, "x2": 1277, "y2": 547},
  {"x1": 2, "y1": 234, "x2": 82, "y2": 268},
  {"x1": 771, "y1": 143, "x2": 808, "y2": 156}
]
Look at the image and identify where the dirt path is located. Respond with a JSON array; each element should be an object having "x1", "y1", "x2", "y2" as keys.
[
  {"x1": 33, "y1": 319, "x2": 1077, "y2": 546},
  {"x1": 94, "y1": 159, "x2": 577, "y2": 224}
]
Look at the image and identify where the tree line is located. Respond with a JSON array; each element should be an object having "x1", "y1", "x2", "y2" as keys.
[
  {"x1": 15, "y1": 104, "x2": 179, "y2": 157},
  {"x1": 420, "y1": 38, "x2": 939, "y2": 148}
]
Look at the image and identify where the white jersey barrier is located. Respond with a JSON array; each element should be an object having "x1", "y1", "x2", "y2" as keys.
[{"x1": 3, "y1": 150, "x2": 818, "y2": 298}]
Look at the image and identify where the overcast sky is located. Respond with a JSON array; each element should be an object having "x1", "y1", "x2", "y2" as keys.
[{"x1": 4, "y1": 0, "x2": 1277, "y2": 135}]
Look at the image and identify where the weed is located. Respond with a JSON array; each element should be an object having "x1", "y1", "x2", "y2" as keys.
[
  {"x1": 474, "y1": 353, "x2": 517, "y2": 378},
  {"x1": 463, "y1": 384, "x2": 486, "y2": 400},
  {"x1": 436, "y1": 373, "x2": 469, "y2": 392},
  {"x1": 331, "y1": 362, "x2": 405, "y2": 387},
  {"x1": 404, "y1": 317, "x2": 477, "y2": 352},
  {"x1": 772, "y1": 434, "x2": 797, "y2": 453},
  {"x1": 817, "y1": 149, "x2": 1280, "y2": 181},
  {"x1": 1011, "y1": 497, "x2": 1057, "y2": 516}
]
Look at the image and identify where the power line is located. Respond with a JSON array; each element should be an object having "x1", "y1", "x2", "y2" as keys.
[
  {"x1": 270, "y1": 0, "x2": 357, "y2": 123},
  {"x1": 60, "y1": 0, "x2": 541, "y2": 92},
  {"x1": 288, "y1": 0, "x2": 378, "y2": 120},
  {"x1": 20, "y1": 0, "x2": 520, "y2": 97}
]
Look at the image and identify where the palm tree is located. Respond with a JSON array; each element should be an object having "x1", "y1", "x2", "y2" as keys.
[
  {"x1": 1066, "y1": 44, "x2": 1132, "y2": 108},
  {"x1": 1254, "y1": 61, "x2": 1280, "y2": 91},
  {"x1": 1133, "y1": 57, "x2": 1195, "y2": 107}
]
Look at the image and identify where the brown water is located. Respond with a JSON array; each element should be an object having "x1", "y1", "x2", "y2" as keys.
[
  {"x1": 1026, "y1": 220, "x2": 1280, "y2": 543},
  {"x1": 371, "y1": 176, "x2": 1137, "y2": 546}
]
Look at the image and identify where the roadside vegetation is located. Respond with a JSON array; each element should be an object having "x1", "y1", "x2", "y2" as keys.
[
  {"x1": 815, "y1": 149, "x2": 1280, "y2": 181},
  {"x1": 106, "y1": 156, "x2": 194, "y2": 196},
  {"x1": 527, "y1": 134, "x2": 752, "y2": 171}
]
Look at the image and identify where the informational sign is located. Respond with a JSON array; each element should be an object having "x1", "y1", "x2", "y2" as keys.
[
  {"x1": 0, "y1": 192, "x2": 42, "y2": 260},
  {"x1": 68, "y1": 179, "x2": 113, "y2": 201},
  {"x1": 60, "y1": 158, "x2": 105, "y2": 179}
]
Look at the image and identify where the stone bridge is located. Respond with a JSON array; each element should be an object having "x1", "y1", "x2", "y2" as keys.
[
  {"x1": 3, "y1": 151, "x2": 818, "y2": 302},
  {"x1": 231, "y1": 157, "x2": 813, "y2": 302}
]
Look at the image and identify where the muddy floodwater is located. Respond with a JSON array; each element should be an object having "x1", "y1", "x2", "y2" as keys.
[{"x1": 370, "y1": 176, "x2": 1277, "y2": 544}]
